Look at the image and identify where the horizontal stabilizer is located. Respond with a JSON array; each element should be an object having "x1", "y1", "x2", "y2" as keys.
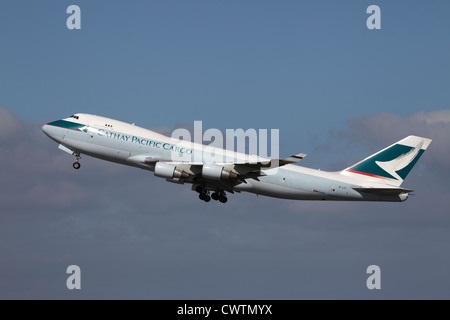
[
  {"x1": 279, "y1": 153, "x2": 307, "y2": 165},
  {"x1": 353, "y1": 187, "x2": 413, "y2": 195}
]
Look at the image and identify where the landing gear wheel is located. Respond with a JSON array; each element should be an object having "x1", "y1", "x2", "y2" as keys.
[
  {"x1": 219, "y1": 195, "x2": 227, "y2": 203},
  {"x1": 199, "y1": 193, "x2": 206, "y2": 201},
  {"x1": 211, "y1": 192, "x2": 219, "y2": 201},
  {"x1": 204, "y1": 195, "x2": 211, "y2": 202},
  {"x1": 72, "y1": 153, "x2": 81, "y2": 170}
]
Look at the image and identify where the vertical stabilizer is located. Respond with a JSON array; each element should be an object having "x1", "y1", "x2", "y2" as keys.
[{"x1": 341, "y1": 135, "x2": 432, "y2": 187}]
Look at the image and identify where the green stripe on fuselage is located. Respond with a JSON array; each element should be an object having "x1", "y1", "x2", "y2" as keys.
[{"x1": 47, "y1": 120, "x2": 85, "y2": 131}]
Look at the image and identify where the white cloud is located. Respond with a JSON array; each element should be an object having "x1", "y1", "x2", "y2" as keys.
[
  {"x1": 339, "y1": 109, "x2": 450, "y2": 168},
  {"x1": 0, "y1": 107, "x2": 24, "y2": 144},
  {"x1": 409, "y1": 110, "x2": 450, "y2": 125}
]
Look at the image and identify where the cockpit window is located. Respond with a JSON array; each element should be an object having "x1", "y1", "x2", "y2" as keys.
[{"x1": 70, "y1": 115, "x2": 79, "y2": 120}]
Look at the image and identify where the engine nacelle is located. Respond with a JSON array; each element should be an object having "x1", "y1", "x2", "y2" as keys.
[
  {"x1": 202, "y1": 164, "x2": 237, "y2": 180},
  {"x1": 154, "y1": 162, "x2": 188, "y2": 179}
]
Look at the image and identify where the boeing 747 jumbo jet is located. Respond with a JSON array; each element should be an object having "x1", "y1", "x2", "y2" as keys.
[{"x1": 42, "y1": 114, "x2": 431, "y2": 203}]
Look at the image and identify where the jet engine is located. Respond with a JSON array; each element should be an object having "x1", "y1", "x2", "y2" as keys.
[
  {"x1": 202, "y1": 164, "x2": 237, "y2": 180},
  {"x1": 154, "y1": 162, "x2": 189, "y2": 179}
]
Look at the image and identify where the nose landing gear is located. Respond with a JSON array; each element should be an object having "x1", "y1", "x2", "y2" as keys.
[{"x1": 73, "y1": 153, "x2": 81, "y2": 170}]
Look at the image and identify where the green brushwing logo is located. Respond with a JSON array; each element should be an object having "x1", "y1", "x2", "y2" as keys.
[{"x1": 350, "y1": 143, "x2": 424, "y2": 180}]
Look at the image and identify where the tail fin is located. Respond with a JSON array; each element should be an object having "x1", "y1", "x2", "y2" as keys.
[{"x1": 342, "y1": 135, "x2": 432, "y2": 187}]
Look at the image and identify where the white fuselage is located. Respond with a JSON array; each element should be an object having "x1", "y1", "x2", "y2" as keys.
[{"x1": 42, "y1": 114, "x2": 409, "y2": 202}]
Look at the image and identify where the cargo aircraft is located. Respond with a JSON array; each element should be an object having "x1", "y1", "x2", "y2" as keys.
[{"x1": 42, "y1": 114, "x2": 431, "y2": 203}]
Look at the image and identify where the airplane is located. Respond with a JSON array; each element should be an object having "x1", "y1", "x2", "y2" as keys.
[{"x1": 42, "y1": 113, "x2": 432, "y2": 203}]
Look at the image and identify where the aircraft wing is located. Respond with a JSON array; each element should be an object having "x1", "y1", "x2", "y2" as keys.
[{"x1": 127, "y1": 152, "x2": 307, "y2": 182}]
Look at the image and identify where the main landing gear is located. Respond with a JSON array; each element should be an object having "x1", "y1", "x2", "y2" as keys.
[
  {"x1": 72, "y1": 153, "x2": 81, "y2": 170},
  {"x1": 212, "y1": 192, "x2": 228, "y2": 203},
  {"x1": 195, "y1": 186, "x2": 228, "y2": 203}
]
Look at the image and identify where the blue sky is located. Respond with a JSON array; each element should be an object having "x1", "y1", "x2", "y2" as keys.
[
  {"x1": 1, "y1": 1, "x2": 450, "y2": 299},
  {"x1": 3, "y1": 1, "x2": 449, "y2": 129}
]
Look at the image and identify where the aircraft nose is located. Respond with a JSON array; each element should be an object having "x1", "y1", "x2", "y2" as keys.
[{"x1": 42, "y1": 124, "x2": 51, "y2": 137}]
